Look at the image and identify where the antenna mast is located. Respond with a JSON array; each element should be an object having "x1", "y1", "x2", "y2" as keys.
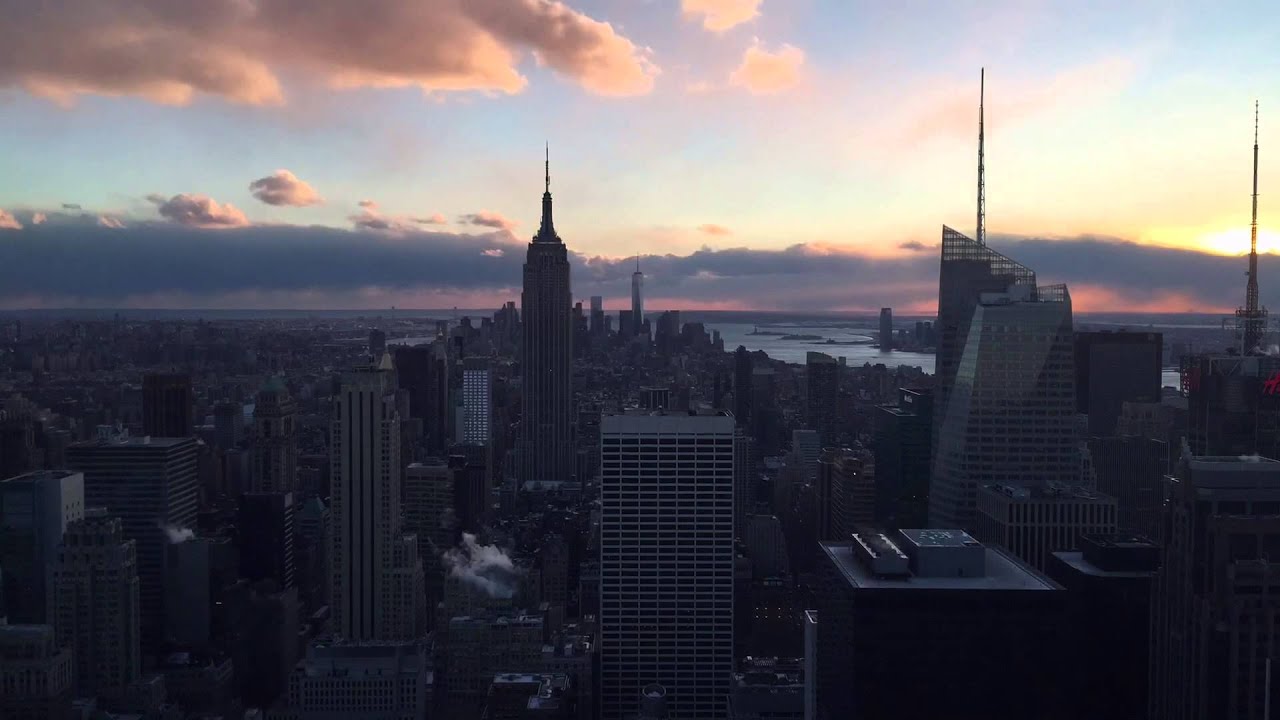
[
  {"x1": 977, "y1": 68, "x2": 986, "y2": 246},
  {"x1": 1237, "y1": 100, "x2": 1267, "y2": 353}
]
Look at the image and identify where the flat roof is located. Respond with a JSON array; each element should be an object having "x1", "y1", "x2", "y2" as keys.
[
  {"x1": 1051, "y1": 551, "x2": 1157, "y2": 579},
  {"x1": 898, "y1": 528, "x2": 979, "y2": 548},
  {"x1": 822, "y1": 542, "x2": 1056, "y2": 591},
  {"x1": 70, "y1": 436, "x2": 194, "y2": 448}
]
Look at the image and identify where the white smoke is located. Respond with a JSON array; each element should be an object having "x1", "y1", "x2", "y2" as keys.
[
  {"x1": 161, "y1": 524, "x2": 195, "y2": 543},
  {"x1": 1239, "y1": 454, "x2": 1264, "y2": 463},
  {"x1": 441, "y1": 532, "x2": 521, "y2": 599}
]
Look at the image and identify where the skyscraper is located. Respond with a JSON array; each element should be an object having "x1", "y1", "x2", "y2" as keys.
[
  {"x1": 394, "y1": 342, "x2": 452, "y2": 455},
  {"x1": 600, "y1": 411, "x2": 735, "y2": 720},
  {"x1": 1074, "y1": 331, "x2": 1162, "y2": 436},
  {"x1": 520, "y1": 149, "x2": 574, "y2": 485},
  {"x1": 631, "y1": 256, "x2": 645, "y2": 334},
  {"x1": 878, "y1": 308, "x2": 893, "y2": 350},
  {"x1": 931, "y1": 282, "x2": 1078, "y2": 530},
  {"x1": 462, "y1": 357, "x2": 492, "y2": 446},
  {"x1": 733, "y1": 346, "x2": 753, "y2": 430},
  {"x1": 589, "y1": 295, "x2": 605, "y2": 336},
  {"x1": 0, "y1": 470, "x2": 84, "y2": 624},
  {"x1": 329, "y1": 359, "x2": 424, "y2": 642},
  {"x1": 872, "y1": 388, "x2": 932, "y2": 528},
  {"x1": 805, "y1": 352, "x2": 839, "y2": 445},
  {"x1": 67, "y1": 434, "x2": 198, "y2": 649},
  {"x1": 1150, "y1": 452, "x2": 1280, "y2": 720},
  {"x1": 252, "y1": 377, "x2": 298, "y2": 493},
  {"x1": 237, "y1": 491, "x2": 295, "y2": 590},
  {"x1": 49, "y1": 508, "x2": 141, "y2": 699},
  {"x1": 142, "y1": 372, "x2": 193, "y2": 437}
]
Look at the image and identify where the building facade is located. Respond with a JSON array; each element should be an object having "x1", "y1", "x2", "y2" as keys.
[
  {"x1": 463, "y1": 358, "x2": 493, "y2": 447},
  {"x1": 974, "y1": 482, "x2": 1118, "y2": 572},
  {"x1": 600, "y1": 412, "x2": 735, "y2": 720},
  {"x1": 0, "y1": 623, "x2": 75, "y2": 720},
  {"x1": 1074, "y1": 331, "x2": 1163, "y2": 436},
  {"x1": 142, "y1": 372, "x2": 193, "y2": 438},
  {"x1": 252, "y1": 377, "x2": 298, "y2": 493},
  {"x1": 805, "y1": 352, "x2": 839, "y2": 446},
  {"x1": 872, "y1": 388, "x2": 932, "y2": 528},
  {"x1": 0, "y1": 470, "x2": 84, "y2": 624}
]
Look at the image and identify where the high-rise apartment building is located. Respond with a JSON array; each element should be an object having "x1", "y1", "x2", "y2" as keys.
[
  {"x1": 252, "y1": 377, "x2": 298, "y2": 493},
  {"x1": 67, "y1": 434, "x2": 197, "y2": 648},
  {"x1": 930, "y1": 282, "x2": 1078, "y2": 530},
  {"x1": 142, "y1": 372, "x2": 193, "y2": 437},
  {"x1": 329, "y1": 359, "x2": 424, "y2": 642},
  {"x1": 49, "y1": 508, "x2": 141, "y2": 699},
  {"x1": 0, "y1": 470, "x2": 84, "y2": 624},
  {"x1": 878, "y1": 308, "x2": 893, "y2": 350},
  {"x1": 1075, "y1": 331, "x2": 1163, "y2": 436},
  {"x1": 600, "y1": 412, "x2": 735, "y2": 720},
  {"x1": 520, "y1": 153, "x2": 574, "y2": 485},
  {"x1": 974, "y1": 482, "x2": 1118, "y2": 572},
  {"x1": 463, "y1": 357, "x2": 493, "y2": 446},
  {"x1": 805, "y1": 352, "x2": 839, "y2": 445},
  {"x1": 1150, "y1": 452, "x2": 1280, "y2": 720}
]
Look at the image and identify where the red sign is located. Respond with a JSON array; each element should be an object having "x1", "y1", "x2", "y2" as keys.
[{"x1": 1264, "y1": 372, "x2": 1280, "y2": 396}]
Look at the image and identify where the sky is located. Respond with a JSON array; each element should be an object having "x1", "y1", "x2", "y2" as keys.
[{"x1": 0, "y1": 0, "x2": 1278, "y2": 313}]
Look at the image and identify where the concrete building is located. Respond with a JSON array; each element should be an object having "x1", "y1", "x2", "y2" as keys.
[
  {"x1": 252, "y1": 377, "x2": 298, "y2": 493},
  {"x1": 67, "y1": 433, "x2": 198, "y2": 648},
  {"x1": 600, "y1": 411, "x2": 735, "y2": 720},
  {"x1": 872, "y1": 388, "x2": 932, "y2": 528},
  {"x1": 1074, "y1": 331, "x2": 1163, "y2": 436},
  {"x1": 727, "y1": 657, "x2": 804, "y2": 720},
  {"x1": 805, "y1": 352, "x2": 839, "y2": 446},
  {"x1": 330, "y1": 359, "x2": 424, "y2": 643},
  {"x1": 520, "y1": 155, "x2": 575, "y2": 485},
  {"x1": 814, "y1": 529, "x2": 1065, "y2": 719},
  {"x1": 443, "y1": 613, "x2": 545, "y2": 698},
  {"x1": 271, "y1": 640, "x2": 432, "y2": 720},
  {"x1": 931, "y1": 282, "x2": 1079, "y2": 530},
  {"x1": 1046, "y1": 534, "x2": 1159, "y2": 720},
  {"x1": 49, "y1": 508, "x2": 141, "y2": 699},
  {"x1": 482, "y1": 672, "x2": 575, "y2": 720},
  {"x1": 974, "y1": 482, "x2": 1118, "y2": 572},
  {"x1": 0, "y1": 470, "x2": 84, "y2": 624},
  {"x1": 0, "y1": 622, "x2": 74, "y2": 720},
  {"x1": 142, "y1": 372, "x2": 193, "y2": 438},
  {"x1": 1150, "y1": 452, "x2": 1280, "y2": 720}
]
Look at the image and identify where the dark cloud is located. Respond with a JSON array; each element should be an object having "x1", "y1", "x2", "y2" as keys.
[
  {"x1": 61, "y1": 203, "x2": 81, "y2": 210},
  {"x1": 459, "y1": 211, "x2": 516, "y2": 231},
  {"x1": 0, "y1": 223, "x2": 1265, "y2": 312},
  {"x1": 149, "y1": 193, "x2": 248, "y2": 227},
  {"x1": 249, "y1": 170, "x2": 322, "y2": 207},
  {"x1": 898, "y1": 240, "x2": 932, "y2": 251}
]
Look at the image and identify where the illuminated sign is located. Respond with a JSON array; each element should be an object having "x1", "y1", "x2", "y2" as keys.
[{"x1": 1264, "y1": 372, "x2": 1280, "y2": 396}]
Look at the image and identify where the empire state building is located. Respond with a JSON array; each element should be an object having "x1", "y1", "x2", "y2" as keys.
[{"x1": 520, "y1": 149, "x2": 574, "y2": 484}]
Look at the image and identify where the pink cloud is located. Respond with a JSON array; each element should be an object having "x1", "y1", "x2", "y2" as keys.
[
  {"x1": 351, "y1": 202, "x2": 449, "y2": 233},
  {"x1": 0, "y1": 0, "x2": 658, "y2": 106},
  {"x1": 730, "y1": 42, "x2": 804, "y2": 94},
  {"x1": 460, "y1": 211, "x2": 516, "y2": 231},
  {"x1": 414, "y1": 214, "x2": 448, "y2": 225},
  {"x1": 698, "y1": 223, "x2": 732, "y2": 236},
  {"x1": 482, "y1": 248, "x2": 505, "y2": 257},
  {"x1": 148, "y1": 193, "x2": 249, "y2": 228},
  {"x1": 681, "y1": 0, "x2": 762, "y2": 32},
  {"x1": 0, "y1": 210, "x2": 21, "y2": 230},
  {"x1": 30, "y1": 212, "x2": 47, "y2": 225},
  {"x1": 98, "y1": 215, "x2": 126, "y2": 229},
  {"x1": 249, "y1": 169, "x2": 323, "y2": 207}
]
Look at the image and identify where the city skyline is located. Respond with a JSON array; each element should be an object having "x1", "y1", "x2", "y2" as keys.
[{"x1": 0, "y1": 0, "x2": 1277, "y2": 313}]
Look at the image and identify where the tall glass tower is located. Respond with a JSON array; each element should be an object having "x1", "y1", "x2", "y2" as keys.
[
  {"x1": 631, "y1": 257, "x2": 644, "y2": 335},
  {"x1": 520, "y1": 149, "x2": 574, "y2": 484}
]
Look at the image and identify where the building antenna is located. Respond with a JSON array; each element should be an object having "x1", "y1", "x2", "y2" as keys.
[
  {"x1": 977, "y1": 67, "x2": 986, "y2": 246},
  {"x1": 1237, "y1": 100, "x2": 1267, "y2": 353},
  {"x1": 545, "y1": 142, "x2": 550, "y2": 194}
]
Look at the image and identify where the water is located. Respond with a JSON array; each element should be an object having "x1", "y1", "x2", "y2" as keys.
[{"x1": 708, "y1": 322, "x2": 935, "y2": 371}]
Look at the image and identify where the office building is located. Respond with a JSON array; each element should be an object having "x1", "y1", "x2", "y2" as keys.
[
  {"x1": 213, "y1": 401, "x2": 245, "y2": 449},
  {"x1": 814, "y1": 447, "x2": 872, "y2": 542},
  {"x1": 369, "y1": 328, "x2": 387, "y2": 358},
  {"x1": 49, "y1": 508, "x2": 141, "y2": 699},
  {"x1": 0, "y1": 470, "x2": 84, "y2": 624},
  {"x1": 805, "y1": 352, "x2": 839, "y2": 446},
  {"x1": 330, "y1": 359, "x2": 424, "y2": 643},
  {"x1": 442, "y1": 613, "x2": 546, "y2": 699},
  {"x1": 1150, "y1": 452, "x2": 1280, "y2": 720},
  {"x1": 1089, "y1": 435, "x2": 1167, "y2": 539},
  {"x1": 142, "y1": 372, "x2": 193, "y2": 437},
  {"x1": 600, "y1": 411, "x2": 735, "y2": 720},
  {"x1": 631, "y1": 257, "x2": 645, "y2": 334},
  {"x1": 520, "y1": 153, "x2": 574, "y2": 485},
  {"x1": 1075, "y1": 330, "x2": 1162, "y2": 436},
  {"x1": 872, "y1": 387, "x2": 932, "y2": 528},
  {"x1": 1046, "y1": 534, "x2": 1159, "y2": 720},
  {"x1": 1184, "y1": 353, "x2": 1280, "y2": 459},
  {"x1": 252, "y1": 377, "x2": 298, "y2": 493},
  {"x1": 733, "y1": 346, "x2": 752, "y2": 430},
  {"x1": 733, "y1": 430, "x2": 755, "y2": 533},
  {"x1": 931, "y1": 282, "x2": 1078, "y2": 530},
  {"x1": 67, "y1": 434, "x2": 198, "y2": 648},
  {"x1": 404, "y1": 460, "x2": 456, "y2": 554},
  {"x1": 0, "y1": 397, "x2": 40, "y2": 480},
  {"x1": 814, "y1": 529, "x2": 1065, "y2": 719},
  {"x1": 0, "y1": 622, "x2": 75, "y2": 720},
  {"x1": 238, "y1": 491, "x2": 295, "y2": 590},
  {"x1": 751, "y1": 368, "x2": 780, "y2": 454},
  {"x1": 482, "y1": 672, "x2": 575, "y2": 720},
  {"x1": 272, "y1": 640, "x2": 432, "y2": 720},
  {"x1": 589, "y1": 296, "x2": 604, "y2": 336},
  {"x1": 294, "y1": 496, "x2": 329, "y2": 614},
  {"x1": 394, "y1": 342, "x2": 452, "y2": 455},
  {"x1": 727, "y1": 657, "x2": 804, "y2": 720},
  {"x1": 974, "y1": 482, "x2": 1117, "y2": 572},
  {"x1": 164, "y1": 534, "x2": 236, "y2": 649},
  {"x1": 463, "y1": 357, "x2": 493, "y2": 446},
  {"x1": 878, "y1": 308, "x2": 892, "y2": 350}
]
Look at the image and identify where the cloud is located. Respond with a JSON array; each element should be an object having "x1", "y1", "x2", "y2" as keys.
[
  {"x1": 482, "y1": 248, "x2": 505, "y2": 257},
  {"x1": 898, "y1": 240, "x2": 933, "y2": 251},
  {"x1": 441, "y1": 532, "x2": 522, "y2": 599},
  {"x1": 98, "y1": 215, "x2": 126, "y2": 229},
  {"x1": 30, "y1": 212, "x2": 47, "y2": 225},
  {"x1": 149, "y1": 193, "x2": 249, "y2": 228},
  {"x1": 61, "y1": 203, "x2": 82, "y2": 210},
  {"x1": 698, "y1": 223, "x2": 732, "y2": 236},
  {"x1": 358, "y1": 199, "x2": 378, "y2": 209},
  {"x1": 0, "y1": 210, "x2": 20, "y2": 230},
  {"x1": 350, "y1": 202, "x2": 447, "y2": 233},
  {"x1": 460, "y1": 211, "x2": 516, "y2": 231},
  {"x1": 0, "y1": 0, "x2": 658, "y2": 105},
  {"x1": 681, "y1": 0, "x2": 762, "y2": 31},
  {"x1": 249, "y1": 169, "x2": 322, "y2": 207},
  {"x1": 414, "y1": 213, "x2": 448, "y2": 225},
  {"x1": 730, "y1": 42, "x2": 804, "y2": 94}
]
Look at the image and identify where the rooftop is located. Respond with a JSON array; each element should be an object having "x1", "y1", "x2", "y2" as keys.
[
  {"x1": 897, "y1": 528, "x2": 979, "y2": 548},
  {"x1": 823, "y1": 541, "x2": 1056, "y2": 591},
  {"x1": 70, "y1": 435, "x2": 194, "y2": 448},
  {"x1": 0, "y1": 469, "x2": 79, "y2": 485}
]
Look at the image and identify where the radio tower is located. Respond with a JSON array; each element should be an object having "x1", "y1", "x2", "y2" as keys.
[
  {"x1": 1237, "y1": 101, "x2": 1267, "y2": 353},
  {"x1": 976, "y1": 68, "x2": 986, "y2": 246}
]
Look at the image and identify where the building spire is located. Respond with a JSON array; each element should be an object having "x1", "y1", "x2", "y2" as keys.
[
  {"x1": 977, "y1": 67, "x2": 986, "y2": 246},
  {"x1": 535, "y1": 143, "x2": 559, "y2": 243},
  {"x1": 1240, "y1": 100, "x2": 1266, "y2": 353}
]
